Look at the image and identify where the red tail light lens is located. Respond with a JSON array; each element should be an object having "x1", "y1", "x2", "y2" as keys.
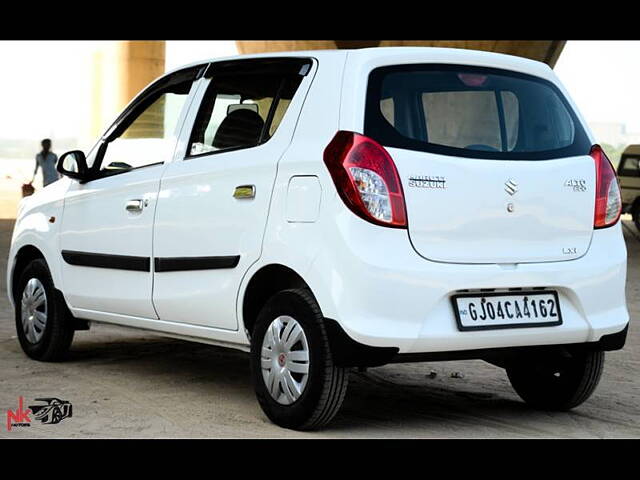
[
  {"x1": 323, "y1": 131, "x2": 407, "y2": 228},
  {"x1": 591, "y1": 144, "x2": 621, "y2": 229}
]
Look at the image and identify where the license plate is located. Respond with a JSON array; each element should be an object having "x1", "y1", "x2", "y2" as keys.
[{"x1": 451, "y1": 291, "x2": 562, "y2": 331}]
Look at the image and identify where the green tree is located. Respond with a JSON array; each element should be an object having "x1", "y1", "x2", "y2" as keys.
[{"x1": 600, "y1": 142, "x2": 626, "y2": 169}]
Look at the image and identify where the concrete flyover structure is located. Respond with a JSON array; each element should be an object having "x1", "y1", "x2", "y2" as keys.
[
  {"x1": 236, "y1": 40, "x2": 566, "y2": 67},
  {"x1": 86, "y1": 40, "x2": 564, "y2": 144},
  {"x1": 86, "y1": 41, "x2": 166, "y2": 143}
]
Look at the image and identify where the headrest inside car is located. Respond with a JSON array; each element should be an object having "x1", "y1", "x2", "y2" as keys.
[{"x1": 212, "y1": 109, "x2": 265, "y2": 150}]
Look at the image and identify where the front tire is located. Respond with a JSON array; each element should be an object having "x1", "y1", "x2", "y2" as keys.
[
  {"x1": 14, "y1": 259, "x2": 75, "y2": 361},
  {"x1": 250, "y1": 289, "x2": 349, "y2": 430},
  {"x1": 506, "y1": 350, "x2": 604, "y2": 410}
]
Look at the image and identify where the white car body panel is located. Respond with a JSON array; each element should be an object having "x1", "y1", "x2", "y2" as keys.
[
  {"x1": 7, "y1": 48, "x2": 628, "y2": 359},
  {"x1": 151, "y1": 62, "x2": 317, "y2": 330},
  {"x1": 59, "y1": 165, "x2": 162, "y2": 318},
  {"x1": 395, "y1": 150, "x2": 596, "y2": 264},
  {"x1": 8, "y1": 178, "x2": 70, "y2": 297}
]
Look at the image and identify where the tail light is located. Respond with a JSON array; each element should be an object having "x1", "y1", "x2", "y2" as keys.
[
  {"x1": 591, "y1": 144, "x2": 621, "y2": 229},
  {"x1": 323, "y1": 131, "x2": 407, "y2": 228}
]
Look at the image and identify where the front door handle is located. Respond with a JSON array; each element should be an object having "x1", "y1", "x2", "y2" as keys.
[{"x1": 125, "y1": 199, "x2": 144, "y2": 212}]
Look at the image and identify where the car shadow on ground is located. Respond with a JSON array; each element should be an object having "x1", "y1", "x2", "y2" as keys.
[
  {"x1": 66, "y1": 331, "x2": 252, "y2": 386},
  {"x1": 61, "y1": 330, "x2": 563, "y2": 436}
]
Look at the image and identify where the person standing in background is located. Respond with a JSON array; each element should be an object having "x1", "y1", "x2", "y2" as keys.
[{"x1": 32, "y1": 138, "x2": 59, "y2": 187}]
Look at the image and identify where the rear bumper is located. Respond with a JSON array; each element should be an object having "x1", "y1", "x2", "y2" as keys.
[
  {"x1": 326, "y1": 320, "x2": 628, "y2": 368},
  {"x1": 309, "y1": 214, "x2": 629, "y2": 355},
  {"x1": 390, "y1": 323, "x2": 629, "y2": 364}
]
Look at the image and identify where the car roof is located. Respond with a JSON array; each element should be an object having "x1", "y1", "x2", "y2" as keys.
[
  {"x1": 163, "y1": 49, "x2": 347, "y2": 77},
  {"x1": 164, "y1": 47, "x2": 552, "y2": 80}
]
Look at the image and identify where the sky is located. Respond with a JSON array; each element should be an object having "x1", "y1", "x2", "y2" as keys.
[
  {"x1": 0, "y1": 41, "x2": 238, "y2": 141},
  {"x1": 554, "y1": 41, "x2": 640, "y2": 133},
  {"x1": 0, "y1": 40, "x2": 638, "y2": 143}
]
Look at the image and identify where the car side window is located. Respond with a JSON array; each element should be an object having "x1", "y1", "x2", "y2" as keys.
[
  {"x1": 88, "y1": 67, "x2": 201, "y2": 177},
  {"x1": 620, "y1": 155, "x2": 640, "y2": 177},
  {"x1": 187, "y1": 62, "x2": 307, "y2": 157}
]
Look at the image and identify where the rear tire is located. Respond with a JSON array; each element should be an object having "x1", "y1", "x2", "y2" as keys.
[
  {"x1": 250, "y1": 288, "x2": 349, "y2": 430},
  {"x1": 14, "y1": 259, "x2": 74, "y2": 362},
  {"x1": 506, "y1": 350, "x2": 604, "y2": 410}
]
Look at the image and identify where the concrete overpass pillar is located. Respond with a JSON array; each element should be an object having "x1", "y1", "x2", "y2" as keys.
[{"x1": 84, "y1": 41, "x2": 165, "y2": 146}]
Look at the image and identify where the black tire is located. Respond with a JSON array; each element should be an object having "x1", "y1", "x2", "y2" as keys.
[
  {"x1": 250, "y1": 288, "x2": 349, "y2": 430},
  {"x1": 506, "y1": 350, "x2": 604, "y2": 411},
  {"x1": 14, "y1": 259, "x2": 75, "y2": 362}
]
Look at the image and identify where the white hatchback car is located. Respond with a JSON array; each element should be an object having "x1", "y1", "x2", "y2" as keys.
[{"x1": 8, "y1": 48, "x2": 629, "y2": 430}]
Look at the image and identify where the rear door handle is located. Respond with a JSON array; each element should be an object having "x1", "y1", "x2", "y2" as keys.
[
  {"x1": 233, "y1": 185, "x2": 256, "y2": 199},
  {"x1": 125, "y1": 199, "x2": 144, "y2": 212}
]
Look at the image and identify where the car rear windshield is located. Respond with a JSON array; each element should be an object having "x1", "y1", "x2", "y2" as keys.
[{"x1": 364, "y1": 64, "x2": 591, "y2": 160}]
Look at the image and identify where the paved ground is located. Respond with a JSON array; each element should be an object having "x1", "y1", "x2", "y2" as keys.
[{"x1": 1, "y1": 216, "x2": 639, "y2": 438}]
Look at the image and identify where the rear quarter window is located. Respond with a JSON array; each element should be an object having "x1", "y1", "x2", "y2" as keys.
[{"x1": 364, "y1": 64, "x2": 591, "y2": 160}]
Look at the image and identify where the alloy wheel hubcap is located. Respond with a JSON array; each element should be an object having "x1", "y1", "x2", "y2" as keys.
[
  {"x1": 261, "y1": 315, "x2": 310, "y2": 405},
  {"x1": 21, "y1": 278, "x2": 47, "y2": 344}
]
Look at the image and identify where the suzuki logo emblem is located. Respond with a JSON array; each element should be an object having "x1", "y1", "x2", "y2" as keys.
[{"x1": 505, "y1": 179, "x2": 518, "y2": 196}]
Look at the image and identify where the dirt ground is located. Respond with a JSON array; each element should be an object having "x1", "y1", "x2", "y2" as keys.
[{"x1": 0, "y1": 215, "x2": 639, "y2": 438}]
